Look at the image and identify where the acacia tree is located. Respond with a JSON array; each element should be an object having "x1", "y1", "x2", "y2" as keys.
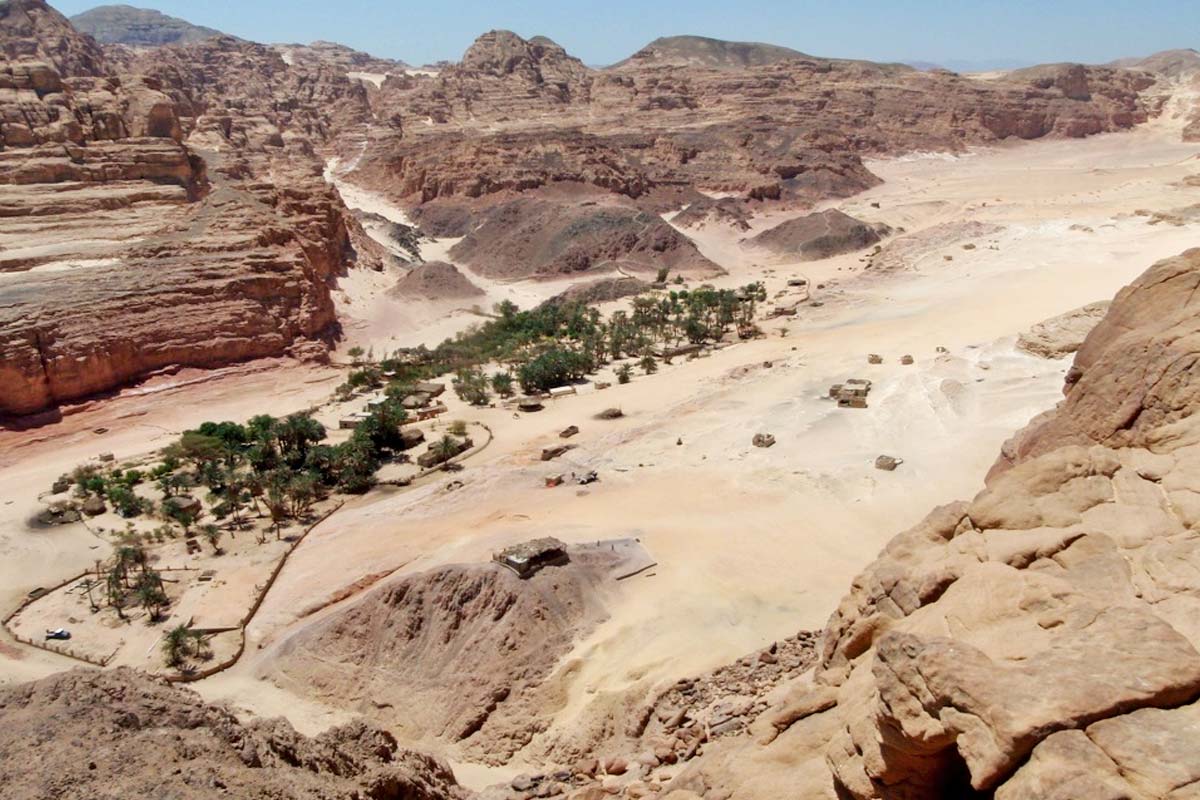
[{"x1": 285, "y1": 473, "x2": 320, "y2": 519}]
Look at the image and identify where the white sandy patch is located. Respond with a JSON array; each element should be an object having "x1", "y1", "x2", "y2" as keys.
[{"x1": 347, "y1": 71, "x2": 388, "y2": 88}]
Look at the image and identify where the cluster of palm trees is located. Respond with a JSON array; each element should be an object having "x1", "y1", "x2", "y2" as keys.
[
  {"x1": 98, "y1": 543, "x2": 169, "y2": 622},
  {"x1": 395, "y1": 286, "x2": 767, "y2": 403}
]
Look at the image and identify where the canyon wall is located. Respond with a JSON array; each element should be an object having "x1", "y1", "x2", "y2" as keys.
[{"x1": 0, "y1": 0, "x2": 378, "y2": 417}]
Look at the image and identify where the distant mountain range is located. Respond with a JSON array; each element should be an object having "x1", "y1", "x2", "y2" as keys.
[
  {"x1": 70, "y1": 4, "x2": 228, "y2": 46},
  {"x1": 63, "y1": 4, "x2": 1200, "y2": 81},
  {"x1": 613, "y1": 34, "x2": 814, "y2": 70}
]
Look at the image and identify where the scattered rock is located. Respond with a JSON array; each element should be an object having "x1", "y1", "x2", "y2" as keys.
[
  {"x1": 36, "y1": 502, "x2": 82, "y2": 526},
  {"x1": 752, "y1": 434, "x2": 776, "y2": 448},
  {"x1": 874, "y1": 455, "x2": 903, "y2": 471},
  {"x1": 80, "y1": 496, "x2": 106, "y2": 517}
]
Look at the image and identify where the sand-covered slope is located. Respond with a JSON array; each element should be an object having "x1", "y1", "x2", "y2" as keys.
[{"x1": 0, "y1": 667, "x2": 466, "y2": 800}]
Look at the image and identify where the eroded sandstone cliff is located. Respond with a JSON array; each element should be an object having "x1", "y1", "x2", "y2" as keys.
[
  {"x1": 0, "y1": 1, "x2": 379, "y2": 417},
  {"x1": 356, "y1": 30, "x2": 1160, "y2": 219}
]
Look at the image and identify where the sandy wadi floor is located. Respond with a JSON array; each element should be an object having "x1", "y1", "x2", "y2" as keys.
[{"x1": 1, "y1": 116, "x2": 1199, "y2": 783}]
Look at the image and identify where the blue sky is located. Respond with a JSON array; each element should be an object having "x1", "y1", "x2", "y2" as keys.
[{"x1": 50, "y1": 1, "x2": 1199, "y2": 69}]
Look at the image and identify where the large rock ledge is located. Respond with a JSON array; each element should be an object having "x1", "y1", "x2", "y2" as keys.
[{"x1": 810, "y1": 248, "x2": 1200, "y2": 799}]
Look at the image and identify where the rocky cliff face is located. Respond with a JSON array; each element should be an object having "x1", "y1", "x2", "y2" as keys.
[
  {"x1": 357, "y1": 31, "x2": 1159, "y2": 221},
  {"x1": 0, "y1": 668, "x2": 467, "y2": 800},
  {"x1": 808, "y1": 248, "x2": 1200, "y2": 798},
  {"x1": 0, "y1": 1, "x2": 380, "y2": 417}
]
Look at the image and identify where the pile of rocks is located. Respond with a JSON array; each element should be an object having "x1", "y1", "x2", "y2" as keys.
[{"x1": 641, "y1": 631, "x2": 819, "y2": 746}]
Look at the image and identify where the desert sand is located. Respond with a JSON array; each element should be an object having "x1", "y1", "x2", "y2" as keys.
[{"x1": 2, "y1": 104, "x2": 1198, "y2": 787}]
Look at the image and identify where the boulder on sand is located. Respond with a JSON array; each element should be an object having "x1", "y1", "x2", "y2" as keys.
[{"x1": 1017, "y1": 301, "x2": 1111, "y2": 359}]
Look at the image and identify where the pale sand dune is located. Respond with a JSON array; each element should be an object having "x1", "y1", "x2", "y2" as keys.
[{"x1": 1, "y1": 116, "x2": 1198, "y2": 781}]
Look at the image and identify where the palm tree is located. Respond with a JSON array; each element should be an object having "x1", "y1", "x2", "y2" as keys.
[
  {"x1": 105, "y1": 568, "x2": 127, "y2": 620},
  {"x1": 491, "y1": 371, "x2": 515, "y2": 398},
  {"x1": 432, "y1": 435, "x2": 461, "y2": 468},
  {"x1": 135, "y1": 571, "x2": 168, "y2": 621},
  {"x1": 162, "y1": 624, "x2": 192, "y2": 667},
  {"x1": 201, "y1": 524, "x2": 223, "y2": 554}
]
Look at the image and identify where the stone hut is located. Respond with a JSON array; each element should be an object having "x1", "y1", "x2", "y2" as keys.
[{"x1": 494, "y1": 537, "x2": 570, "y2": 578}]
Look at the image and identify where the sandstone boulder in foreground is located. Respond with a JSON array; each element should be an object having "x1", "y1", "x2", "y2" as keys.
[{"x1": 813, "y1": 247, "x2": 1200, "y2": 798}]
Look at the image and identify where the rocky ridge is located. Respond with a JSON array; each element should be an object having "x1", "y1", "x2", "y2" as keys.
[{"x1": 0, "y1": 667, "x2": 467, "y2": 800}]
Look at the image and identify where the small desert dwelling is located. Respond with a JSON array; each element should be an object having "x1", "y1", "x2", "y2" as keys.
[{"x1": 494, "y1": 537, "x2": 569, "y2": 578}]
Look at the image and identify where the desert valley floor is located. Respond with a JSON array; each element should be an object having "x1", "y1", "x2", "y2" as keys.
[{"x1": 3, "y1": 89, "x2": 1199, "y2": 790}]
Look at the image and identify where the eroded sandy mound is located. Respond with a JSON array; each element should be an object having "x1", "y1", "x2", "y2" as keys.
[
  {"x1": 390, "y1": 261, "x2": 485, "y2": 301},
  {"x1": 265, "y1": 544, "x2": 636, "y2": 763},
  {"x1": 672, "y1": 196, "x2": 752, "y2": 231},
  {"x1": 449, "y1": 198, "x2": 722, "y2": 280},
  {"x1": 744, "y1": 209, "x2": 889, "y2": 260},
  {"x1": 0, "y1": 667, "x2": 465, "y2": 800}
]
